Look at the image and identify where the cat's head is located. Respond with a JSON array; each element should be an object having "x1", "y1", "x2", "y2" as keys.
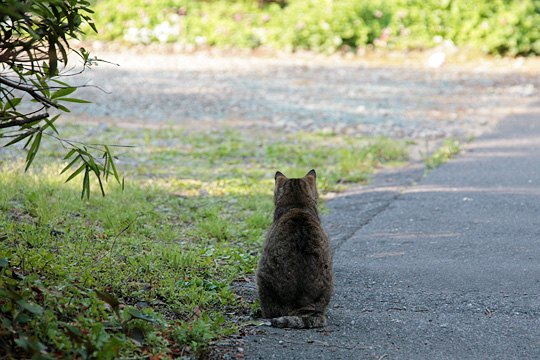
[{"x1": 274, "y1": 169, "x2": 318, "y2": 206}]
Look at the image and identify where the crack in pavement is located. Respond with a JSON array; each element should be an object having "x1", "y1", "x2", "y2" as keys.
[{"x1": 324, "y1": 163, "x2": 425, "y2": 252}]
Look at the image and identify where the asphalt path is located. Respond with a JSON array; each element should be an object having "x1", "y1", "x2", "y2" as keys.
[{"x1": 243, "y1": 103, "x2": 540, "y2": 359}]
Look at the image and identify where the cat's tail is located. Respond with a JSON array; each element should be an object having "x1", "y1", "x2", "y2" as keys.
[{"x1": 271, "y1": 314, "x2": 327, "y2": 329}]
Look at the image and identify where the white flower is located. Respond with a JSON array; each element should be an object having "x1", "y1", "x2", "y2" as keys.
[
  {"x1": 139, "y1": 27, "x2": 152, "y2": 44},
  {"x1": 154, "y1": 21, "x2": 173, "y2": 43},
  {"x1": 195, "y1": 36, "x2": 207, "y2": 45},
  {"x1": 124, "y1": 27, "x2": 140, "y2": 43}
]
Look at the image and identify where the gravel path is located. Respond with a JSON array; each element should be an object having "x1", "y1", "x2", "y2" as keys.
[{"x1": 70, "y1": 51, "x2": 538, "y2": 147}]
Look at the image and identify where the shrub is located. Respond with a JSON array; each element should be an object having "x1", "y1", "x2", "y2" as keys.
[
  {"x1": 88, "y1": 0, "x2": 540, "y2": 55},
  {"x1": 0, "y1": 0, "x2": 124, "y2": 198}
]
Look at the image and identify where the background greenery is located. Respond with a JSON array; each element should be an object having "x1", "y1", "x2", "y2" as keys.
[{"x1": 87, "y1": 0, "x2": 540, "y2": 55}]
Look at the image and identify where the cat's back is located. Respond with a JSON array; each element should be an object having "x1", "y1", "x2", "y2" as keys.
[
  {"x1": 269, "y1": 207, "x2": 329, "y2": 253},
  {"x1": 257, "y1": 170, "x2": 333, "y2": 323},
  {"x1": 259, "y1": 206, "x2": 331, "y2": 296}
]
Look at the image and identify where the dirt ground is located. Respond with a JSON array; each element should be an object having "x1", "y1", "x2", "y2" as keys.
[{"x1": 69, "y1": 50, "x2": 539, "y2": 159}]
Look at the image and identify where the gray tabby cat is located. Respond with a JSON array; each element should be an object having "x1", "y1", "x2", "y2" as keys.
[{"x1": 257, "y1": 169, "x2": 333, "y2": 328}]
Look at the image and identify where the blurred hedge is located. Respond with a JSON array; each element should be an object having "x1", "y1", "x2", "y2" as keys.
[{"x1": 88, "y1": 0, "x2": 540, "y2": 55}]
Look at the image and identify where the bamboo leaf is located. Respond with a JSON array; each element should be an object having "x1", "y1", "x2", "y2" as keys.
[
  {"x1": 22, "y1": 133, "x2": 34, "y2": 149},
  {"x1": 97, "y1": 174, "x2": 105, "y2": 197},
  {"x1": 86, "y1": 156, "x2": 101, "y2": 176},
  {"x1": 82, "y1": 167, "x2": 90, "y2": 199},
  {"x1": 65, "y1": 163, "x2": 85, "y2": 183},
  {"x1": 38, "y1": 76, "x2": 50, "y2": 97},
  {"x1": 57, "y1": 42, "x2": 69, "y2": 66},
  {"x1": 88, "y1": 21, "x2": 98, "y2": 34},
  {"x1": 103, "y1": 152, "x2": 110, "y2": 181},
  {"x1": 63, "y1": 148, "x2": 76, "y2": 160},
  {"x1": 80, "y1": 6, "x2": 95, "y2": 14},
  {"x1": 25, "y1": 131, "x2": 42, "y2": 171},
  {"x1": 41, "y1": 114, "x2": 60, "y2": 134},
  {"x1": 51, "y1": 87, "x2": 76, "y2": 99},
  {"x1": 57, "y1": 97, "x2": 91, "y2": 104},
  {"x1": 105, "y1": 145, "x2": 120, "y2": 183},
  {"x1": 4, "y1": 131, "x2": 34, "y2": 147},
  {"x1": 51, "y1": 79, "x2": 70, "y2": 87},
  {"x1": 57, "y1": 104, "x2": 71, "y2": 112},
  {"x1": 4, "y1": 97, "x2": 22, "y2": 111},
  {"x1": 60, "y1": 155, "x2": 81, "y2": 175}
]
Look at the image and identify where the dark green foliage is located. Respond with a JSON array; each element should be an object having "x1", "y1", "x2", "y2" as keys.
[
  {"x1": 0, "y1": 0, "x2": 124, "y2": 197},
  {"x1": 89, "y1": 0, "x2": 540, "y2": 55}
]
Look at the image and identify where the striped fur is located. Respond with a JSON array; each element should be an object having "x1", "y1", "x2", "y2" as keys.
[
  {"x1": 271, "y1": 314, "x2": 327, "y2": 329},
  {"x1": 257, "y1": 170, "x2": 333, "y2": 329}
]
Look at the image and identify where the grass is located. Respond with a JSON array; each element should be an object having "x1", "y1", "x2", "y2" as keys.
[
  {"x1": 0, "y1": 122, "x2": 409, "y2": 358},
  {"x1": 425, "y1": 138, "x2": 461, "y2": 171}
]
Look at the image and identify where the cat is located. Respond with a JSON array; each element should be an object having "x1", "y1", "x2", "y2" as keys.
[{"x1": 256, "y1": 169, "x2": 333, "y2": 328}]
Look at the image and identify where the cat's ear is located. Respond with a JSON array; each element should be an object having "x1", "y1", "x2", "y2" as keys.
[
  {"x1": 304, "y1": 169, "x2": 318, "y2": 195},
  {"x1": 275, "y1": 171, "x2": 287, "y2": 181},
  {"x1": 274, "y1": 171, "x2": 287, "y2": 203},
  {"x1": 275, "y1": 171, "x2": 287, "y2": 188}
]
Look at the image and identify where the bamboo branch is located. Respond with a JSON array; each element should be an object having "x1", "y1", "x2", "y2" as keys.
[
  {"x1": 0, "y1": 76, "x2": 58, "y2": 108},
  {"x1": 0, "y1": 112, "x2": 48, "y2": 129}
]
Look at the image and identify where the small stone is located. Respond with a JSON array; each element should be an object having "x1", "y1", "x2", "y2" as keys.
[
  {"x1": 320, "y1": 127, "x2": 334, "y2": 134},
  {"x1": 334, "y1": 123, "x2": 347, "y2": 134},
  {"x1": 427, "y1": 52, "x2": 446, "y2": 68},
  {"x1": 509, "y1": 84, "x2": 535, "y2": 97},
  {"x1": 355, "y1": 105, "x2": 366, "y2": 113},
  {"x1": 301, "y1": 120, "x2": 314, "y2": 128}
]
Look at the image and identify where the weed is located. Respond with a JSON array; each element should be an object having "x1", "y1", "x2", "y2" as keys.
[{"x1": 425, "y1": 139, "x2": 461, "y2": 170}]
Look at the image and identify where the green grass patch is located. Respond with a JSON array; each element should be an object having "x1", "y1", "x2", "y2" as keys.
[
  {"x1": 0, "y1": 124, "x2": 408, "y2": 358},
  {"x1": 425, "y1": 138, "x2": 461, "y2": 170}
]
